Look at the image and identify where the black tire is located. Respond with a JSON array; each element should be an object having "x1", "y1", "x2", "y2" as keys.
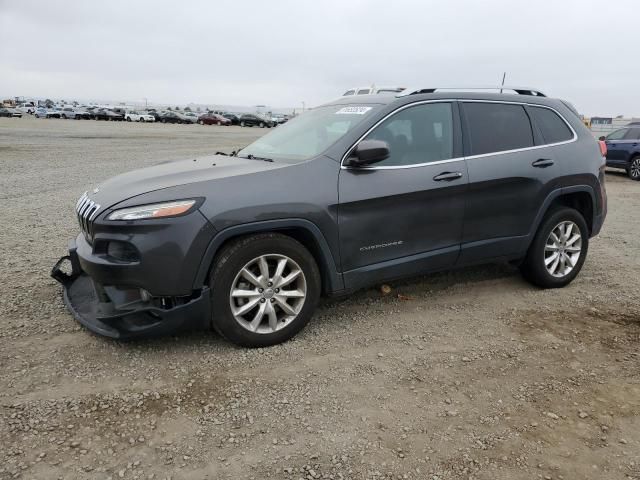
[
  {"x1": 161, "y1": 119, "x2": 167, "y2": 124},
  {"x1": 628, "y1": 156, "x2": 640, "y2": 181},
  {"x1": 209, "y1": 233, "x2": 321, "y2": 348},
  {"x1": 520, "y1": 207, "x2": 589, "y2": 288}
]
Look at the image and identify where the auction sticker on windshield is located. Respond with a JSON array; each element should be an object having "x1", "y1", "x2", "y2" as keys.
[{"x1": 335, "y1": 106, "x2": 372, "y2": 115}]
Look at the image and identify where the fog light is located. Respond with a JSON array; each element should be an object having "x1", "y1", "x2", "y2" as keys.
[{"x1": 106, "y1": 241, "x2": 139, "y2": 262}]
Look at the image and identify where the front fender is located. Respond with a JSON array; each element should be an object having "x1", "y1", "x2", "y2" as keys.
[{"x1": 193, "y1": 218, "x2": 344, "y2": 294}]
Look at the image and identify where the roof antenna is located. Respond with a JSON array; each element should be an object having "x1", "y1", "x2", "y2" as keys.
[{"x1": 500, "y1": 72, "x2": 506, "y2": 93}]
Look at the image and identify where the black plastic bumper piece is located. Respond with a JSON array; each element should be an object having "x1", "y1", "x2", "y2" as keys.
[{"x1": 51, "y1": 246, "x2": 211, "y2": 340}]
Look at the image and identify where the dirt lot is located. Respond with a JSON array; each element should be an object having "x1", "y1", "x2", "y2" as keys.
[{"x1": 1, "y1": 116, "x2": 639, "y2": 480}]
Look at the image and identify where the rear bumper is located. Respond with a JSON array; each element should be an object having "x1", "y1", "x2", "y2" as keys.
[{"x1": 51, "y1": 241, "x2": 211, "y2": 339}]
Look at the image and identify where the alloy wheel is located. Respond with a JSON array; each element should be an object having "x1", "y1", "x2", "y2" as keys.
[
  {"x1": 229, "y1": 254, "x2": 307, "y2": 334},
  {"x1": 631, "y1": 158, "x2": 640, "y2": 179},
  {"x1": 544, "y1": 221, "x2": 582, "y2": 278}
]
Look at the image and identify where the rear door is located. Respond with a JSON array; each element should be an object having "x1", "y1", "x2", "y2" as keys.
[
  {"x1": 458, "y1": 101, "x2": 569, "y2": 263},
  {"x1": 338, "y1": 101, "x2": 467, "y2": 289}
]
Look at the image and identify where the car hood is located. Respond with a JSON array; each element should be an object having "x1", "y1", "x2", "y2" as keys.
[{"x1": 87, "y1": 155, "x2": 283, "y2": 212}]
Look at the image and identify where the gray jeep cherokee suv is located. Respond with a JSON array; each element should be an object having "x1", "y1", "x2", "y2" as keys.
[{"x1": 52, "y1": 87, "x2": 607, "y2": 347}]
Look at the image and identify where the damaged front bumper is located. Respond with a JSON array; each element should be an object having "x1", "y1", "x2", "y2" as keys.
[{"x1": 51, "y1": 241, "x2": 211, "y2": 339}]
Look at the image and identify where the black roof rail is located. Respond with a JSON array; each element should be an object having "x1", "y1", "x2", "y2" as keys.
[{"x1": 398, "y1": 86, "x2": 547, "y2": 98}]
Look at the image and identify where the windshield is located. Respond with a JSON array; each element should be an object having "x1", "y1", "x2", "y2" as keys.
[{"x1": 238, "y1": 104, "x2": 380, "y2": 163}]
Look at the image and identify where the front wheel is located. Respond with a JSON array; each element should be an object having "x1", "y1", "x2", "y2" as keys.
[
  {"x1": 520, "y1": 207, "x2": 589, "y2": 288},
  {"x1": 209, "y1": 233, "x2": 321, "y2": 347},
  {"x1": 629, "y1": 156, "x2": 640, "y2": 181}
]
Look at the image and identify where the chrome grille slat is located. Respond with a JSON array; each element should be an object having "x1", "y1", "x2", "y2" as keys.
[{"x1": 75, "y1": 192, "x2": 101, "y2": 242}]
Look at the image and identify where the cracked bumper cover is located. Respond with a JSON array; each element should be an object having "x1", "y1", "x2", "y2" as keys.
[{"x1": 51, "y1": 240, "x2": 211, "y2": 339}]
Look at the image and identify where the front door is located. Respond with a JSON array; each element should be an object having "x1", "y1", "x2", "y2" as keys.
[{"x1": 338, "y1": 101, "x2": 467, "y2": 290}]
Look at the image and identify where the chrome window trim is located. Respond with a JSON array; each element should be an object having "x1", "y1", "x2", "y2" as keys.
[{"x1": 340, "y1": 99, "x2": 578, "y2": 171}]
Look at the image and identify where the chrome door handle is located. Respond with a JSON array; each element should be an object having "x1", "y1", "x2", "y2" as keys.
[
  {"x1": 532, "y1": 158, "x2": 554, "y2": 168},
  {"x1": 433, "y1": 171, "x2": 463, "y2": 181}
]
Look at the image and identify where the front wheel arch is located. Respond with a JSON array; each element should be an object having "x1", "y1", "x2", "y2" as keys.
[{"x1": 195, "y1": 220, "x2": 343, "y2": 295}]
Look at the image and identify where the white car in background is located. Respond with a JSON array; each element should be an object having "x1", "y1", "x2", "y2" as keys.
[
  {"x1": 17, "y1": 103, "x2": 36, "y2": 114},
  {"x1": 125, "y1": 110, "x2": 155, "y2": 122}
]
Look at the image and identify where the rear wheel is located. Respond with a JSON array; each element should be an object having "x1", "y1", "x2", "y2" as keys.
[
  {"x1": 520, "y1": 207, "x2": 589, "y2": 288},
  {"x1": 209, "y1": 233, "x2": 321, "y2": 347},
  {"x1": 629, "y1": 156, "x2": 640, "y2": 181}
]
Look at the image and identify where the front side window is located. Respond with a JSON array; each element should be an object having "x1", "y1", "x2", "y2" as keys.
[
  {"x1": 464, "y1": 102, "x2": 533, "y2": 155},
  {"x1": 357, "y1": 89, "x2": 370, "y2": 95},
  {"x1": 528, "y1": 106, "x2": 574, "y2": 144},
  {"x1": 238, "y1": 104, "x2": 380, "y2": 163},
  {"x1": 344, "y1": 90, "x2": 355, "y2": 96},
  {"x1": 362, "y1": 102, "x2": 454, "y2": 166}
]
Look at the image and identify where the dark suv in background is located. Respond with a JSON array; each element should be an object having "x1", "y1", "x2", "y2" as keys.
[
  {"x1": 52, "y1": 87, "x2": 607, "y2": 347},
  {"x1": 601, "y1": 126, "x2": 640, "y2": 180}
]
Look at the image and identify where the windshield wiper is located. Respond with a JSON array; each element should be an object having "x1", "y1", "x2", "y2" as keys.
[
  {"x1": 214, "y1": 150, "x2": 240, "y2": 157},
  {"x1": 239, "y1": 154, "x2": 273, "y2": 162}
]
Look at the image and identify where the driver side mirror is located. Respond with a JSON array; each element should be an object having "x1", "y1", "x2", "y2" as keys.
[{"x1": 345, "y1": 139, "x2": 390, "y2": 167}]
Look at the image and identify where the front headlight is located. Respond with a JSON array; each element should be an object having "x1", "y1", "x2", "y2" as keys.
[{"x1": 107, "y1": 199, "x2": 197, "y2": 221}]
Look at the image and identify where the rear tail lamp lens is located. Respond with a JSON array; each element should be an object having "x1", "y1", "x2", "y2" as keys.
[{"x1": 598, "y1": 140, "x2": 607, "y2": 157}]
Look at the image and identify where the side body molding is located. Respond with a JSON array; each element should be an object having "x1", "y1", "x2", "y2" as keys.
[{"x1": 193, "y1": 218, "x2": 344, "y2": 294}]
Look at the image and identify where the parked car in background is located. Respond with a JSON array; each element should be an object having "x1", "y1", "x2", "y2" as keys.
[
  {"x1": 35, "y1": 107, "x2": 62, "y2": 119},
  {"x1": 158, "y1": 111, "x2": 187, "y2": 124},
  {"x1": 602, "y1": 126, "x2": 640, "y2": 180},
  {"x1": 197, "y1": 113, "x2": 231, "y2": 126},
  {"x1": 17, "y1": 103, "x2": 36, "y2": 114},
  {"x1": 221, "y1": 113, "x2": 240, "y2": 125},
  {"x1": 93, "y1": 108, "x2": 124, "y2": 121},
  {"x1": 60, "y1": 106, "x2": 92, "y2": 120},
  {"x1": 342, "y1": 86, "x2": 406, "y2": 96},
  {"x1": 239, "y1": 113, "x2": 272, "y2": 128},
  {"x1": 271, "y1": 113, "x2": 288, "y2": 125},
  {"x1": 75, "y1": 109, "x2": 93, "y2": 120},
  {"x1": 0, "y1": 108, "x2": 22, "y2": 118},
  {"x1": 125, "y1": 110, "x2": 155, "y2": 122},
  {"x1": 181, "y1": 112, "x2": 199, "y2": 124}
]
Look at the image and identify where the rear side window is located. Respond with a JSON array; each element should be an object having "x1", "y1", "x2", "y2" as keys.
[
  {"x1": 528, "y1": 106, "x2": 574, "y2": 144},
  {"x1": 623, "y1": 127, "x2": 640, "y2": 140},
  {"x1": 463, "y1": 103, "x2": 534, "y2": 155}
]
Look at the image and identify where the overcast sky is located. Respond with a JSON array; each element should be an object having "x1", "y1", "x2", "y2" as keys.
[{"x1": 1, "y1": 0, "x2": 637, "y2": 116}]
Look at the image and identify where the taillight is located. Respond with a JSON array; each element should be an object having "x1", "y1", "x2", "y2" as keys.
[{"x1": 598, "y1": 140, "x2": 607, "y2": 157}]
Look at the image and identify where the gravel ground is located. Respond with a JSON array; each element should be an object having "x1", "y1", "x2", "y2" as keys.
[{"x1": 1, "y1": 116, "x2": 639, "y2": 480}]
